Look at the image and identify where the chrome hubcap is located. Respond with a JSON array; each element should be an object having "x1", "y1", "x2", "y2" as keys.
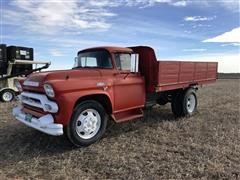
[
  {"x1": 2, "y1": 91, "x2": 13, "y2": 102},
  {"x1": 76, "y1": 109, "x2": 101, "y2": 139},
  {"x1": 186, "y1": 94, "x2": 196, "y2": 113}
]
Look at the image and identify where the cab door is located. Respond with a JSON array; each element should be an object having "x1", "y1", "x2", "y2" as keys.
[{"x1": 112, "y1": 53, "x2": 145, "y2": 112}]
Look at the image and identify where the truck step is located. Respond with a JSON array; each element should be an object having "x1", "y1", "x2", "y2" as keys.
[{"x1": 112, "y1": 108, "x2": 144, "y2": 123}]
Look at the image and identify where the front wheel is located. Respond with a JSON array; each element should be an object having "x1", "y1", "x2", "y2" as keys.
[{"x1": 66, "y1": 100, "x2": 108, "y2": 147}]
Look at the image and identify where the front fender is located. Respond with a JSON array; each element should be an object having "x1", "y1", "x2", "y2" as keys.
[{"x1": 53, "y1": 90, "x2": 113, "y2": 126}]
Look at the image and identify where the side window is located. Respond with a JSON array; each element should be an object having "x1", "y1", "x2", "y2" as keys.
[
  {"x1": 81, "y1": 57, "x2": 97, "y2": 67},
  {"x1": 115, "y1": 53, "x2": 131, "y2": 71}
]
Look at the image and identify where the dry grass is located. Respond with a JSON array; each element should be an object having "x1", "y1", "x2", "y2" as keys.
[{"x1": 0, "y1": 79, "x2": 239, "y2": 179}]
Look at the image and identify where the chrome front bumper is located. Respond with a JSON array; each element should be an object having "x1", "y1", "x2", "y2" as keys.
[{"x1": 12, "y1": 106, "x2": 63, "y2": 136}]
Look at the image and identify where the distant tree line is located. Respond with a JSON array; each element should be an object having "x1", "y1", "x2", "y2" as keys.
[{"x1": 218, "y1": 73, "x2": 240, "y2": 79}]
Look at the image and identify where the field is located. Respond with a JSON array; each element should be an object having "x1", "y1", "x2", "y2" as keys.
[{"x1": 0, "y1": 79, "x2": 239, "y2": 179}]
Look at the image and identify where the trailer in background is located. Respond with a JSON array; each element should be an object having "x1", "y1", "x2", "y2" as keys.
[
  {"x1": 0, "y1": 44, "x2": 8, "y2": 75},
  {"x1": 0, "y1": 44, "x2": 50, "y2": 102}
]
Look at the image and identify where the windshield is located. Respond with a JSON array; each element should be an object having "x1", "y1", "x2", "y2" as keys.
[{"x1": 73, "y1": 50, "x2": 112, "y2": 69}]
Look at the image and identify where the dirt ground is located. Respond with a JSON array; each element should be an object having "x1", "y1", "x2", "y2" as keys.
[{"x1": 0, "y1": 79, "x2": 239, "y2": 179}]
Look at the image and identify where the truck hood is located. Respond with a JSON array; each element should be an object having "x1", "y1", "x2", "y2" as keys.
[{"x1": 23, "y1": 69, "x2": 102, "y2": 90}]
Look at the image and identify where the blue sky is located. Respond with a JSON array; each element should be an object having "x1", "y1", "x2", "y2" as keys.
[{"x1": 1, "y1": 0, "x2": 240, "y2": 72}]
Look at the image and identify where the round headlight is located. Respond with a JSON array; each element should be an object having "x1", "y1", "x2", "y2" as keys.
[
  {"x1": 15, "y1": 81, "x2": 23, "y2": 92},
  {"x1": 43, "y1": 84, "x2": 55, "y2": 97}
]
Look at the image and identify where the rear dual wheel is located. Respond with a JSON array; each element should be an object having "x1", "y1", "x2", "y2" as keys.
[
  {"x1": 171, "y1": 88, "x2": 197, "y2": 118},
  {"x1": 66, "y1": 100, "x2": 108, "y2": 147}
]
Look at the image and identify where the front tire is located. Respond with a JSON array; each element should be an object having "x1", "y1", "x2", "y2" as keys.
[{"x1": 66, "y1": 100, "x2": 108, "y2": 147}]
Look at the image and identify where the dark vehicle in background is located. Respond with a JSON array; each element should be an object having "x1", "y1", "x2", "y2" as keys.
[{"x1": 0, "y1": 44, "x2": 50, "y2": 102}]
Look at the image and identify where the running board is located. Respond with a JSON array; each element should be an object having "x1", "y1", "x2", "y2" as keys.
[{"x1": 112, "y1": 108, "x2": 144, "y2": 123}]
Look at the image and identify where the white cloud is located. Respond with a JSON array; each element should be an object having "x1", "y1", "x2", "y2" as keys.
[
  {"x1": 216, "y1": 0, "x2": 240, "y2": 12},
  {"x1": 87, "y1": 0, "x2": 120, "y2": 7},
  {"x1": 3, "y1": 0, "x2": 193, "y2": 34},
  {"x1": 184, "y1": 0, "x2": 239, "y2": 12},
  {"x1": 184, "y1": 16, "x2": 216, "y2": 22},
  {"x1": 182, "y1": 48, "x2": 207, "y2": 52},
  {"x1": 50, "y1": 49, "x2": 64, "y2": 57},
  {"x1": 203, "y1": 27, "x2": 240, "y2": 43},
  {"x1": 4, "y1": 0, "x2": 117, "y2": 34},
  {"x1": 3, "y1": 0, "x2": 238, "y2": 38},
  {"x1": 221, "y1": 43, "x2": 240, "y2": 47},
  {"x1": 184, "y1": 30, "x2": 191, "y2": 34},
  {"x1": 192, "y1": 24, "x2": 211, "y2": 28},
  {"x1": 172, "y1": 0, "x2": 187, "y2": 7},
  {"x1": 231, "y1": 43, "x2": 240, "y2": 46}
]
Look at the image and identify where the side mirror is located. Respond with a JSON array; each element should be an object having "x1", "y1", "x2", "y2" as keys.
[{"x1": 130, "y1": 54, "x2": 139, "y2": 73}]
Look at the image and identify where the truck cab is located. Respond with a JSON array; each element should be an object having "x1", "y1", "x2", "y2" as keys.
[{"x1": 12, "y1": 46, "x2": 217, "y2": 147}]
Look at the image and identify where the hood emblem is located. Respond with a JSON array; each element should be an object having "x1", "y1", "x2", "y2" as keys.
[{"x1": 23, "y1": 80, "x2": 39, "y2": 87}]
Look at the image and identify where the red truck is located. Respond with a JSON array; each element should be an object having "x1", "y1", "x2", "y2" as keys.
[{"x1": 12, "y1": 46, "x2": 217, "y2": 146}]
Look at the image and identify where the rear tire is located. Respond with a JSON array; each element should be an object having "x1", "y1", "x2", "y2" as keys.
[
  {"x1": 182, "y1": 88, "x2": 197, "y2": 116},
  {"x1": 171, "y1": 88, "x2": 197, "y2": 117},
  {"x1": 0, "y1": 89, "x2": 15, "y2": 102},
  {"x1": 66, "y1": 100, "x2": 108, "y2": 147},
  {"x1": 157, "y1": 98, "x2": 168, "y2": 105},
  {"x1": 171, "y1": 90, "x2": 184, "y2": 117}
]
